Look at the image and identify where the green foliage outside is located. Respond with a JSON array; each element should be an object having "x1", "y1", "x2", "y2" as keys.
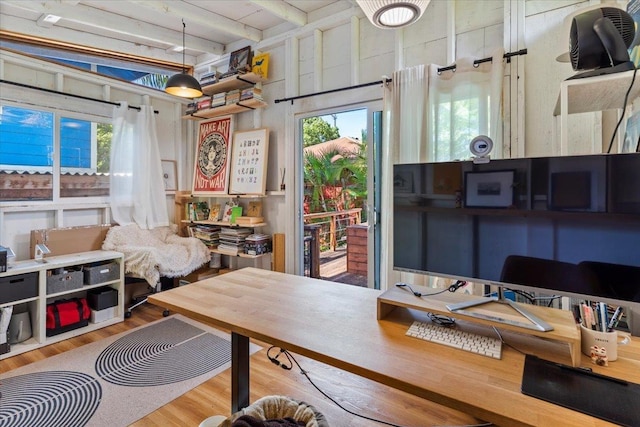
[
  {"x1": 97, "y1": 123, "x2": 112, "y2": 173},
  {"x1": 303, "y1": 116, "x2": 340, "y2": 147},
  {"x1": 303, "y1": 116, "x2": 368, "y2": 219}
]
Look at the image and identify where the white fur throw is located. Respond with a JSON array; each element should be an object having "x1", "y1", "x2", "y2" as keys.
[{"x1": 102, "y1": 224, "x2": 210, "y2": 286}]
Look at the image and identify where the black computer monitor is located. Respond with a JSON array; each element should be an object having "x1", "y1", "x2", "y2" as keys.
[{"x1": 392, "y1": 153, "x2": 640, "y2": 334}]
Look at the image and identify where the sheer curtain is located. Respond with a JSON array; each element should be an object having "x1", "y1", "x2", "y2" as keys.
[
  {"x1": 428, "y1": 48, "x2": 505, "y2": 161},
  {"x1": 110, "y1": 103, "x2": 169, "y2": 229},
  {"x1": 380, "y1": 65, "x2": 430, "y2": 290},
  {"x1": 380, "y1": 52, "x2": 505, "y2": 289}
]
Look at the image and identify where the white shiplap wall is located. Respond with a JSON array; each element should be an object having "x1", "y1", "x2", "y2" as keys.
[{"x1": 2, "y1": 0, "x2": 624, "y2": 275}]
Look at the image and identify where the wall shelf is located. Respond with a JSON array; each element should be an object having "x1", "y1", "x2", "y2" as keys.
[
  {"x1": 183, "y1": 98, "x2": 267, "y2": 120},
  {"x1": 201, "y1": 73, "x2": 267, "y2": 96}
]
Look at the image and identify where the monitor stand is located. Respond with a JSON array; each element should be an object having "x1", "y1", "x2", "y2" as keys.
[{"x1": 446, "y1": 287, "x2": 554, "y2": 332}]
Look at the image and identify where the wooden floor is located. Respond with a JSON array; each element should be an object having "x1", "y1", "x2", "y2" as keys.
[
  {"x1": 2, "y1": 303, "x2": 483, "y2": 427},
  {"x1": 319, "y1": 248, "x2": 368, "y2": 287}
]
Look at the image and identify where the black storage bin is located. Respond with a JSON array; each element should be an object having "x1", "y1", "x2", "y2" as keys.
[
  {"x1": 0, "y1": 272, "x2": 38, "y2": 304},
  {"x1": 84, "y1": 261, "x2": 119, "y2": 285},
  {"x1": 87, "y1": 287, "x2": 118, "y2": 310}
]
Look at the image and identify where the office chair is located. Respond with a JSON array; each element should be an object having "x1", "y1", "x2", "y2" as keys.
[
  {"x1": 578, "y1": 261, "x2": 640, "y2": 302},
  {"x1": 500, "y1": 255, "x2": 603, "y2": 296}
]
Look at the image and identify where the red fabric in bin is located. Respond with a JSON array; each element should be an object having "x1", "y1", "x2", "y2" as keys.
[{"x1": 46, "y1": 298, "x2": 90, "y2": 330}]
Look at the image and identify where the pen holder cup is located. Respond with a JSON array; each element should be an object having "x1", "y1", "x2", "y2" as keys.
[{"x1": 580, "y1": 324, "x2": 631, "y2": 362}]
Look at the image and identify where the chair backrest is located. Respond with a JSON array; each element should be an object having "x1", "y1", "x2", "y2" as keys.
[
  {"x1": 500, "y1": 255, "x2": 602, "y2": 295},
  {"x1": 578, "y1": 261, "x2": 640, "y2": 302}
]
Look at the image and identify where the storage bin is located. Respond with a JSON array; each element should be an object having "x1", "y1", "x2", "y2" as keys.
[
  {"x1": 87, "y1": 287, "x2": 118, "y2": 310},
  {"x1": 90, "y1": 306, "x2": 117, "y2": 323},
  {"x1": 0, "y1": 272, "x2": 38, "y2": 304},
  {"x1": 83, "y1": 261, "x2": 119, "y2": 285},
  {"x1": 46, "y1": 269, "x2": 83, "y2": 295}
]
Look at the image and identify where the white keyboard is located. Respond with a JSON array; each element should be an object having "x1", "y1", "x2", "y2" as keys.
[{"x1": 406, "y1": 320, "x2": 502, "y2": 359}]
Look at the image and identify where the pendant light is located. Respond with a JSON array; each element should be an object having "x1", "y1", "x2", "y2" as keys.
[
  {"x1": 165, "y1": 19, "x2": 203, "y2": 98},
  {"x1": 356, "y1": 0, "x2": 430, "y2": 29}
]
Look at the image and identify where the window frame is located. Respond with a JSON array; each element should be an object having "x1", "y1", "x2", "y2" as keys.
[{"x1": 0, "y1": 98, "x2": 112, "y2": 205}]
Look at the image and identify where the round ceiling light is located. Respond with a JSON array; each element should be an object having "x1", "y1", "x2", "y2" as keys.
[{"x1": 356, "y1": 1, "x2": 430, "y2": 29}]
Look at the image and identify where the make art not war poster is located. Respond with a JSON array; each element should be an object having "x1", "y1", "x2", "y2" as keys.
[{"x1": 192, "y1": 116, "x2": 233, "y2": 195}]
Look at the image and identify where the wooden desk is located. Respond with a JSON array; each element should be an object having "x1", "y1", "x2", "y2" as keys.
[{"x1": 148, "y1": 268, "x2": 640, "y2": 427}]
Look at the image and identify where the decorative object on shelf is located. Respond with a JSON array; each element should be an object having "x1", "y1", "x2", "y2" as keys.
[
  {"x1": 222, "y1": 200, "x2": 238, "y2": 222},
  {"x1": 229, "y1": 128, "x2": 269, "y2": 196},
  {"x1": 252, "y1": 52, "x2": 270, "y2": 79},
  {"x1": 230, "y1": 206, "x2": 243, "y2": 224},
  {"x1": 164, "y1": 19, "x2": 203, "y2": 98},
  {"x1": 208, "y1": 204, "x2": 221, "y2": 221},
  {"x1": 192, "y1": 115, "x2": 234, "y2": 195},
  {"x1": 356, "y1": 0, "x2": 430, "y2": 29},
  {"x1": 463, "y1": 169, "x2": 515, "y2": 208},
  {"x1": 247, "y1": 201, "x2": 263, "y2": 217},
  {"x1": 227, "y1": 46, "x2": 252, "y2": 75},
  {"x1": 161, "y1": 160, "x2": 177, "y2": 192}
]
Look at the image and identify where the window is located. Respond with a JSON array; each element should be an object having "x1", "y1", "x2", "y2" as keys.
[
  {"x1": 0, "y1": 105, "x2": 111, "y2": 201},
  {"x1": 430, "y1": 87, "x2": 490, "y2": 162},
  {"x1": 0, "y1": 37, "x2": 178, "y2": 90}
]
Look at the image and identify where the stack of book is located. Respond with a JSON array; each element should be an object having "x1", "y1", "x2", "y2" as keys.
[
  {"x1": 185, "y1": 101, "x2": 198, "y2": 115},
  {"x1": 188, "y1": 224, "x2": 221, "y2": 249},
  {"x1": 244, "y1": 234, "x2": 272, "y2": 255},
  {"x1": 226, "y1": 89, "x2": 240, "y2": 105},
  {"x1": 211, "y1": 92, "x2": 226, "y2": 108},
  {"x1": 240, "y1": 86, "x2": 262, "y2": 101},
  {"x1": 196, "y1": 97, "x2": 212, "y2": 111},
  {"x1": 200, "y1": 71, "x2": 220, "y2": 86},
  {"x1": 218, "y1": 227, "x2": 253, "y2": 255}
]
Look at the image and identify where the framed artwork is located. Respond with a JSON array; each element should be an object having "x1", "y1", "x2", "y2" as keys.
[
  {"x1": 464, "y1": 170, "x2": 515, "y2": 208},
  {"x1": 228, "y1": 46, "x2": 252, "y2": 73},
  {"x1": 393, "y1": 170, "x2": 413, "y2": 193},
  {"x1": 229, "y1": 128, "x2": 269, "y2": 195},
  {"x1": 192, "y1": 116, "x2": 234, "y2": 195},
  {"x1": 161, "y1": 160, "x2": 177, "y2": 192}
]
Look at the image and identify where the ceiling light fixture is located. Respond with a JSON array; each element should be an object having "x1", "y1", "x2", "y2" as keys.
[
  {"x1": 36, "y1": 14, "x2": 61, "y2": 29},
  {"x1": 356, "y1": 0, "x2": 430, "y2": 29},
  {"x1": 165, "y1": 19, "x2": 203, "y2": 98}
]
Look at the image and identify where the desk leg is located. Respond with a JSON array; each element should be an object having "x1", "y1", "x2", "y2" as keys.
[{"x1": 231, "y1": 332, "x2": 250, "y2": 412}]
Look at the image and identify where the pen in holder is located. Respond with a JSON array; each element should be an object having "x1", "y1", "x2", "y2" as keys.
[{"x1": 580, "y1": 324, "x2": 631, "y2": 362}]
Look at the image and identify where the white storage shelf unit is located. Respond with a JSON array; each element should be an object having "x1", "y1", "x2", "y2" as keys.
[{"x1": 0, "y1": 250, "x2": 124, "y2": 360}]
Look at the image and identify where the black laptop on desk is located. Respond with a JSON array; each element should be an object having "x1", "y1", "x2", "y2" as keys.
[{"x1": 521, "y1": 354, "x2": 640, "y2": 426}]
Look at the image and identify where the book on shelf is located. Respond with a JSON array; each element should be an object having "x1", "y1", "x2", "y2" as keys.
[
  {"x1": 251, "y1": 52, "x2": 269, "y2": 79},
  {"x1": 235, "y1": 216, "x2": 263, "y2": 225},
  {"x1": 229, "y1": 206, "x2": 243, "y2": 224},
  {"x1": 208, "y1": 204, "x2": 221, "y2": 221},
  {"x1": 222, "y1": 201, "x2": 238, "y2": 222},
  {"x1": 186, "y1": 202, "x2": 210, "y2": 221}
]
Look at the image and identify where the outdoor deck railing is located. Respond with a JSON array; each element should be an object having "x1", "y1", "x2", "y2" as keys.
[
  {"x1": 303, "y1": 208, "x2": 362, "y2": 278},
  {"x1": 303, "y1": 208, "x2": 362, "y2": 251}
]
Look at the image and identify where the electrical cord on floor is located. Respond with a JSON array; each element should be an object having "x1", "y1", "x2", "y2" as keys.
[
  {"x1": 607, "y1": 66, "x2": 638, "y2": 154},
  {"x1": 268, "y1": 346, "x2": 494, "y2": 427}
]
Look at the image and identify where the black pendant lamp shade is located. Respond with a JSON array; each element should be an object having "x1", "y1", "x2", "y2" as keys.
[{"x1": 165, "y1": 20, "x2": 203, "y2": 98}]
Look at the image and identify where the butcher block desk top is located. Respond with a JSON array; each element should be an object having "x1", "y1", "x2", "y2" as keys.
[{"x1": 148, "y1": 267, "x2": 640, "y2": 427}]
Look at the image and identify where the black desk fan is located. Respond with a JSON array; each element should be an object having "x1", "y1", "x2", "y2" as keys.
[{"x1": 568, "y1": 6, "x2": 636, "y2": 79}]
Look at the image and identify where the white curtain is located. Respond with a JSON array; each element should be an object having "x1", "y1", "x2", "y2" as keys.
[
  {"x1": 428, "y1": 48, "x2": 505, "y2": 161},
  {"x1": 110, "y1": 103, "x2": 169, "y2": 229},
  {"x1": 380, "y1": 65, "x2": 430, "y2": 290}
]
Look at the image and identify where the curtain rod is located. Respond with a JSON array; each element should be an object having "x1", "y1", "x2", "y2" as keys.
[
  {"x1": 273, "y1": 49, "x2": 527, "y2": 105},
  {"x1": 274, "y1": 79, "x2": 390, "y2": 105},
  {"x1": 437, "y1": 48, "x2": 527, "y2": 73},
  {"x1": 0, "y1": 79, "x2": 159, "y2": 114}
]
